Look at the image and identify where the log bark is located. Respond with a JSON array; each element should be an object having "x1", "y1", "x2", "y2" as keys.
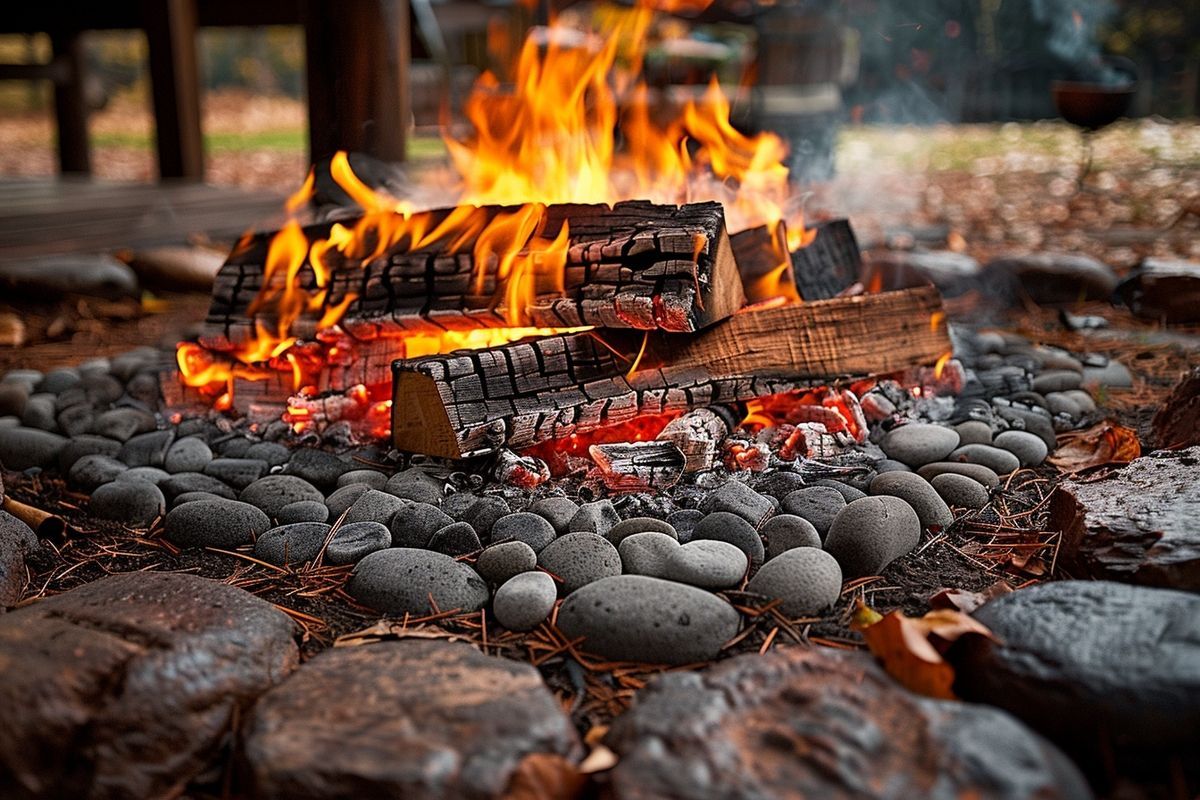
[
  {"x1": 391, "y1": 285, "x2": 950, "y2": 458},
  {"x1": 203, "y1": 200, "x2": 745, "y2": 345},
  {"x1": 790, "y1": 218, "x2": 861, "y2": 300}
]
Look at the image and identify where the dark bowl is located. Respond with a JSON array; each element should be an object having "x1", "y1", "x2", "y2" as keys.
[{"x1": 1052, "y1": 80, "x2": 1136, "y2": 131}]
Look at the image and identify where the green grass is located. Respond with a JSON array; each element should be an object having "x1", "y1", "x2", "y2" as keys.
[{"x1": 91, "y1": 129, "x2": 308, "y2": 152}]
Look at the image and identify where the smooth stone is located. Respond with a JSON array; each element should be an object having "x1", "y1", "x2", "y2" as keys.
[
  {"x1": 348, "y1": 548, "x2": 489, "y2": 615},
  {"x1": 698, "y1": 481, "x2": 774, "y2": 527},
  {"x1": 0, "y1": 416, "x2": 18, "y2": 429},
  {"x1": 618, "y1": 531, "x2": 681, "y2": 578},
  {"x1": 76, "y1": 373, "x2": 123, "y2": 404},
  {"x1": 931, "y1": 473, "x2": 990, "y2": 510},
  {"x1": 427, "y1": 521, "x2": 482, "y2": 556},
  {"x1": 20, "y1": 395, "x2": 57, "y2": 431},
  {"x1": 172, "y1": 491, "x2": 225, "y2": 508},
  {"x1": 57, "y1": 434, "x2": 121, "y2": 472},
  {"x1": 450, "y1": 495, "x2": 510, "y2": 537},
  {"x1": 869, "y1": 471, "x2": 954, "y2": 531},
  {"x1": 285, "y1": 448, "x2": 351, "y2": 488},
  {"x1": 809, "y1": 479, "x2": 867, "y2": 502},
  {"x1": 1032, "y1": 370, "x2": 1083, "y2": 394},
  {"x1": 874, "y1": 458, "x2": 912, "y2": 474},
  {"x1": 663, "y1": 540, "x2": 747, "y2": 589},
  {"x1": 557, "y1": 575, "x2": 741, "y2": 665},
  {"x1": 384, "y1": 468, "x2": 445, "y2": 504},
  {"x1": 1063, "y1": 389, "x2": 1097, "y2": 413},
  {"x1": 0, "y1": 253, "x2": 139, "y2": 299},
  {"x1": 117, "y1": 429, "x2": 175, "y2": 468},
  {"x1": 606, "y1": 516, "x2": 677, "y2": 547},
  {"x1": 158, "y1": 472, "x2": 237, "y2": 501},
  {"x1": 244, "y1": 441, "x2": 291, "y2": 468},
  {"x1": 255, "y1": 522, "x2": 332, "y2": 566},
  {"x1": 527, "y1": 496, "x2": 579, "y2": 535},
  {"x1": 0, "y1": 426, "x2": 67, "y2": 469},
  {"x1": 953, "y1": 420, "x2": 994, "y2": 446},
  {"x1": 324, "y1": 483, "x2": 372, "y2": 519},
  {"x1": 949, "y1": 444, "x2": 1021, "y2": 476},
  {"x1": 762, "y1": 514, "x2": 822, "y2": 560},
  {"x1": 568, "y1": 499, "x2": 620, "y2": 538},
  {"x1": 0, "y1": 384, "x2": 28, "y2": 417},
  {"x1": 747, "y1": 547, "x2": 843, "y2": 616},
  {"x1": 0, "y1": 511, "x2": 35, "y2": 606},
  {"x1": 781, "y1": 487, "x2": 846, "y2": 539},
  {"x1": 36, "y1": 367, "x2": 80, "y2": 395},
  {"x1": 117, "y1": 468, "x2": 170, "y2": 492},
  {"x1": 217, "y1": 436, "x2": 253, "y2": 458},
  {"x1": 203, "y1": 457, "x2": 268, "y2": 490},
  {"x1": 993, "y1": 430, "x2": 1049, "y2": 467},
  {"x1": 92, "y1": 408, "x2": 156, "y2": 442},
  {"x1": 163, "y1": 437, "x2": 213, "y2": 473},
  {"x1": 492, "y1": 571, "x2": 557, "y2": 632},
  {"x1": 325, "y1": 521, "x2": 391, "y2": 565},
  {"x1": 918, "y1": 461, "x2": 1002, "y2": 488},
  {"x1": 537, "y1": 532, "x2": 622, "y2": 594},
  {"x1": 993, "y1": 403, "x2": 1058, "y2": 451},
  {"x1": 55, "y1": 404, "x2": 94, "y2": 436},
  {"x1": 879, "y1": 423, "x2": 961, "y2": 467},
  {"x1": 164, "y1": 498, "x2": 272, "y2": 548},
  {"x1": 667, "y1": 509, "x2": 704, "y2": 543},
  {"x1": 1, "y1": 369, "x2": 42, "y2": 388},
  {"x1": 824, "y1": 495, "x2": 921, "y2": 579},
  {"x1": 276, "y1": 500, "x2": 330, "y2": 524},
  {"x1": 123, "y1": 373, "x2": 161, "y2": 407},
  {"x1": 68, "y1": 454, "x2": 129, "y2": 490},
  {"x1": 691, "y1": 511, "x2": 765, "y2": 573},
  {"x1": 336, "y1": 469, "x2": 388, "y2": 490},
  {"x1": 90, "y1": 480, "x2": 166, "y2": 526},
  {"x1": 240, "y1": 475, "x2": 324, "y2": 519},
  {"x1": 388, "y1": 502, "x2": 453, "y2": 549},
  {"x1": 490, "y1": 512, "x2": 557, "y2": 553},
  {"x1": 343, "y1": 489, "x2": 407, "y2": 526},
  {"x1": 474, "y1": 540, "x2": 538, "y2": 585},
  {"x1": 1045, "y1": 392, "x2": 1083, "y2": 419}
]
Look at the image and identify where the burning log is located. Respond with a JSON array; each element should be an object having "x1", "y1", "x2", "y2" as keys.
[
  {"x1": 655, "y1": 407, "x2": 733, "y2": 473},
  {"x1": 789, "y1": 219, "x2": 862, "y2": 300},
  {"x1": 204, "y1": 200, "x2": 745, "y2": 346},
  {"x1": 391, "y1": 285, "x2": 951, "y2": 459},
  {"x1": 589, "y1": 442, "x2": 686, "y2": 491}
]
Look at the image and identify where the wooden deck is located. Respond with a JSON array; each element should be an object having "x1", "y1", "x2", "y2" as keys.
[{"x1": 0, "y1": 178, "x2": 285, "y2": 264}]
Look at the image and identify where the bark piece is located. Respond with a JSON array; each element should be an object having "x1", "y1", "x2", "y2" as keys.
[
  {"x1": 242, "y1": 639, "x2": 581, "y2": 799},
  {"x1": 1153, "y1": 367, "x2": 1200, "y2": 449},
  {"x1": 391, "y1": 286, "x2": 950, "y2": 458},
  {"x1": 1049, "y1": 445, "x2": 1200, "y2": 590},
  {"x1": 590, "y1": 441, "x2": 686, "y2": 490}
]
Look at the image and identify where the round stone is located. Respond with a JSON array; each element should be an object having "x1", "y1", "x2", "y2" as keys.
[
  {"x1": 116, "y1": 466, "x2": 170, "y2": 485},
  {"x1": 117, "y1": 430, "x2": 175, "y2": 469},
  {"x1": 450, "y1": 495, "x2": 510, "y2": 537},
  {"x1": 68, "y1": 454, "x2": 128, "y2": 490},
  {"x1": 666, "y1": 509, "x2": 704, "y2": 543},
  {"x1": 606, "y1": 516, "x2": 677, "y2": 547},
  {"x1": 753, "y1": 471, "x2": 807, "y2": 500},
  {"x1": 618, "y1": 531, "x2": 681, "y2": 578},
  {"x1": 493, "y1": 571, "x2": 557, "y2": 632},
  {"x1": 809, "y1": 479, "x2": 867, "y2": 502},
  {"x1": 348, "y1": 548, "x2": 489, "y2": 616},
  {"x1": 325, "y1": 484, "x2": 372, "y2": 519},
  {"x1": 56, "y1": 434, "x2": 121, "y2": 473},
  {"x1": 37, "y1": 367, "x2": 80, "y2": 395},
  {"x1": 204, "y1": 458, "x2": 268, "y2": 490},
  {"x1": 384, "y1": 468, "x2": 445, "y2": 504},
  {"x1": 691, "y1": 512, "x2": 765, "y2": 573},
  {"x1": 427, "y1": 521, "x2": 482, "y2": 556},
  {"x1": 490, "y1": 512, "x2": 557, "y2": 553},
  {"x1": 568, "y1": 500, "x2": 620, "y2": 538},
  {"x1": 159, "y1": 472, "x2": 237, "y2": 501},
  {"x1": 869, "y1": 472, "x2": 954, "y2": 531},
  {"x1": 698, "y1": 481, "x2": 774, "y2": 527},
  {"x1": 993, "y1": 430, "x2": 1049, "y2": 468},
  {"x1": 325, "y1": 521, "x2": 391, "y2": 565},
  {"x1": 164, "y1": 498, "x2": 272, "y2": 548},
  {"x1": 781, "y1": 487, "x2": 846, "y2": 539},
  {"x1": 557, "y1": 575, "x2": 741, "y2": 665},
  {"x1": 20, "y1": 395, "x2": 57, "y2": 431},
  {"x1": 948, "y1": 444, "x2": 1021, "y2": 476},
  {"x1": 747, "y1": 547, "x2": 843, "y2": 616},
  {"x1": 172, "y1": 491, "x2": 225, "y2": 508},
  {"x1": 874, "y1": 459, "x2": 912, "y2": 474},
  {"x1": 163, "y1": 437, "x2": 213, "y2": 474},
  {"x1": 240, "y1": 475, "x2": 324, "y2": 519},
  {"x1": 92, "y1": 408, "x2": 156, "y2": 442},
  {"x1": 880, "y1": 423, "x2": 961, "y2": 467},
  {"x1": 285, "y1": 448, "x2": 351, "y2": 488},
  {"x1": 255, "y1": 522, "x2": 332, "y2": 566},
  {"x1": 1062, "y1": 389, "x2": 1097, "y2": 413},
  {"x1": 1032, "y1": 370, "x2": 1083, "y2": 394},
  {"x1": 953, "y1": 420, "x2": 994, "y2": 446},
  {"x1": 0, "y1": 426, "x2": 67, "y2": 470},
  {"x1": 762, "y1": 514, "x2": 822, "y2": 560},
  {"x1": 824, "y1": 495, "x2": 921, "y2": 579},
  {"x1": 277, "y1": 500, "x2": 330, "y2": 524},
  {"x1": 388, "y1": 502, "x2": 453, "y2": 549},
  {"x1": 475, "y1": 540, "x2": 538, "y2": 585},
  {"x1": 343, "y1": 489, "x2": 407, "y2": 526},
  {"x1": 1044, "y1": 392, "x2": 1082, "y2": 420},
  {"x1": 527, "y1": 497, "x2": 579, "y2": 535},
  {"x1": 931, "y1": 473, "x2": 990, "y2": 510},
  {"x1": 918, "y1": 461, "x2": 1001, "y2": 489},
  {"x1": 244, "y1": 441, "x2": 291, "y2": 468},
  {"x1": 90, "y1": 479, "x2": 165, "y2": 526},
  {"x1": 663, "y1": 540, "x2": 747, "y2": 589},
  {"x1": 336, "y1": 469, "x2": 388, "y2": 490},
  {"x1": 537, "y1": 532, "x2": 622, "y2": 594}
]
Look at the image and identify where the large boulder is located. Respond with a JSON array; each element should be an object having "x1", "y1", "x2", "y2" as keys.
[
  {"x1": 242, "y1": 640, "x2": 581, "y2": 799},
  {"x1": 0, "y1": 572, "x2": 298, "y2": 799}
]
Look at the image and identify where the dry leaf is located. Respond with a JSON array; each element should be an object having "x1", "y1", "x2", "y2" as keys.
[
  {"x1": 502, "y1": 753, "x2": 587, "y2": 800},
  {"x1": 0, "y1": 313, "x2": 25, "y2": 347},
  {"x1": 853, "y1": 601, "x2": 998, "y2": 700},
  {"x1": 929, "y1": 582, "x2": 1014, "y2": 614},
  {"x1": 1048, "y1": 420, "x2": 1141, "y2": 472},
  {"x1": 333, "y1": 621, "x2": 469, "y2": 648}
]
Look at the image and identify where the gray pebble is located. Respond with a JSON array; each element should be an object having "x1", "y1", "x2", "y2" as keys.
[
  {"x1": 1062, "y1": 389, "x2": 1097, "y2": 413},
  {"x1": 90, "y1": 479, "x2": 165, "y2": 526},
  {"x1": 663, "y1": 540, "x2": 747, "y2": 589},
  {"x1": 1032, "y1": 370, "x2": 1083, "y2": 394},
  {"x1": 698, "y1": 481, "x2": 774, "y2": 527},
  {"x1": 824, "y1": 495, "x2": 921, "y2": 579},
  {"x1": 618, "y1": 531, "x2": 681, "y2": 578},
  {"x1": 388, "y1": 502, "x2": 453, "y2": 549},
  {"x1": 537, "y1": 532, "x2": 622, "y2": 594},
  {"x1": 77, "y1": 373, "x2": 123, "y2": 404},
  {"x1": 117, "y1": 429, "x2": 174, "y2": 468},
  {"x1": 557, "y1": 575, "x2": 741, "y2": 665},
  {"x1": 204, "y1": 457, "x2": 268, "y2": 490},
  {"x1": 491, "y1": 512, "x2": 557, "y2": 553},
  {"x1": 606, "y1": 516, "x2": 677, "y2": 547},
  {"x1": 475, "y1": 540, "x2": 538, "y2": 584},
  {"x1": 753, "y1": 471, "x2": 807, "y2": 500},
  {"x1": 762, "y1": 514, "x2": 822, "y2": 560},
  {"x1": 55, "y1": 404, "x2": 94, "y2": 437},
  {"x1": 117, "y1": 466, "x2": 171, "y2": 485},
  {"x1": 869, "y1": 472, "x2": 954, "y2": 531},
  {"x1": 948, "y1": 444, "x2": 1021, "y2": 476},
  {"x1": 277, "y1": 500, "x2": 330, "y2": 524},
  {"x1": 874, "y1": 459, "x2": 912, "y2": 474},
  {"x1": 344, "y1": 489, "x2": 407, "y2": 526},
  {"x1": 348, "y1": 548, "x2": 489, "y2": 616},
  {"x1": 1044, "y1": 392, "x2": 1082, "y2": 420},
  {"x1": 809, "y1": 480, "x2": 867, "y2": 502},
  {"x1": 384, "y1": 468, "x2": 445, "y2": 504},
  {"x1": 325, "y1": 521, "x2": 391, "y2": 565},
  {"x1": 568, "y1": 500, "x2": 620, "y2": 538},
  {"x1": 492, "y1": 571, "x2": 557, "y2": 632},
  {"x1": 37, "y1": 367, "x2": 80, "y2": 395},
  {"x1": 527, "y1": 496, "x2": 579, "y2": 535},
  {"x1": 163, "y1": 437, "x2": 213, "y2": 474},
  {"x1": 917, "y1": 462, "x2": 1002, "y2": 488},
  {"x1": 172, "y1": 491, "x2": 225, "y2": 508},
  {"x1": 1082, "y1": 360, "x2": 1133, "y2": 389},
  {"x1": 0, "y1": 426, "x2": 67, "y2": 469},
  {"x1": 993, "y1": 403, "x2": 1058, "y2": 451},
  {"x1": 325, "y1": 484, "x2": 372, "y2": 519},
  {"x1": 1, "y1": 369, "x2": 42, "y2": 390},
  {"x1": 337, "y1": 469, "x2": 388, "y2": 490},
  {"x1": 240, "y1": 475, "x2": 324, "y2": 518},
  {"x1": 56, "y1": 434, "x2": 120, "y2": 472},
  {"x1": 164, "y1": 498, "x2": 272, "y2": 548},
  {"x1": 159, "y1": 471, "x2": 237, "y2": 501},
  {"x1": 690, "y1": 511, "x2": 765, "y2": 573},
  {"x1": 953, "y1": 420, "x2": 994, "y2": 446},
  {"x1": 124, "y1": 373, "x2": 161, "y2": 407},
  {"x1": 931, "y1": 473, "x2": 990, "y2": 510},
  {"x1": 993, "y1": 430, "x2": 1049, "y2": 467},
  {"x1": 428, "y1": 521, "x2": 482, "y2": 556},
  {"x1": 451, "y1": 495, "x2": 510, "y2": 537},
  {"x1": 285, "y1": 448, "x2": 351, "y2": 488},
  {"x1": 747, "y1": 547, "x2": 843, "y2": 616},
  {"x1": 245, "y1": 441, "x2": 291, "y2": 468},
  {"x1": 666, "y1": 509, "x2": 704, "y2": 544},
  {"x1": 20, "y1": 395, "x2": 57, "y2": 432},
  {"x1": 92, "y1": 408, "x2": 156, "y2": 442},
  {"x1": 255, "y1": 522, "x2": 331, "y2": 566},
  {"x1": 781, "y1": 487, "x2": 846, "y2": 539},
  {"x1": 879, "y1": 423, "x2": 961, "y2": 467},
  {"x1": 69, "y1": 454, "x2": 128, "y2": 490},
  {"x1": 218, "y1": 436, "x2": 253, "y2": 458}
]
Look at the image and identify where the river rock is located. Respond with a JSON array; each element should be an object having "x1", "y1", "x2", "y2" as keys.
[
  {"x1": 348, "y1": 548, "x2": 489, "y2": 615},
  {"x1": 388, "y1": 501, "x2": 453, "y2": 549},
  {"x1": 57, "y1": 434, "x2": 121, "y2": 472},
  {"x1": 618, "y1": 531, "x2": 681, "y2": 578},
  {"x1": 568, "y1": 499, "x2": 620, "y2": 538},
  {"x1": 762, "y1": 514, "x2": 822, "y2": 559},
  {"x1": 824, "y1": 495, "x2": 921, "y2": 578},
  {"x1": 90, "y1": 479, "x2": 165, "y2": 526},
  {"x1": 475, "y1": 540, "x2": 538, "y2": 584},
  {"x1": 931, "y1": 473, "x2": 990, "y2": 510},
  {"x1": 537, "y1": 532, "x2": 622, "y2": 594},
  {"x1": 172, "y1": 491, "x2": 224, "y2": 508},
  {"x1": 324, "y1": 483, "x2": 372, "y2": 519},
  {"x1": 699, "y1": 480, "x2": 774, "y2": 527},
  {"x1": 667, "y1": 508, "x2": 704, "y2": 544},
  {"x1": 1032, "y1": 370, "x2": 1083, "y2": 394},
  {"x1": 244, "y1": 441, "x2": 291, "y2": 468},
  {"x1": 491, "y1": 511, "x2": 557, "y2": 552},
  {"x1": 918, "y1": 461, "x2": 1001, "y2": 488},
  {"x1": 241, "y1": 639, "x2": 579, "y2": 799},
  {"x1": 384, "y1": 467, "x2": 445, "y2": 504},
  {"x1": 336, "y1": 468, "x2": 388, "y2": 490},
  {"x1": 117, "y1": 466, "x2": 170, "y2": 485},
  {"x1": 1082, "y1": 359, "x2": 1133, "y2": 390},
  {"x1": 427, "y1": 521, "x2": 482, "y2": 556},
  {"x1": 746, "y1": 547, "x2": 843, "y2": 616},
  {"x1": 558, "y1": 575, "x2": 741, "y2": 665},
  {"x1": 948, "y1": 443, "x2": 1020, "y2": 476},
  {"x1": 606, "y1": 646, "x2": 1091, "y2": 800},
  {"x1": 68, "y1": 453, "x2": 129, "y2": 490},
  {"x1": 527, "y1": 496, "x2": 579, "y2": 535},
  {"x1": 994, "y1": 429, "x2": 1048, "y2": 467},
  {"x1": 164, "y1": 498, "x2": 272, "y2": 548},
  {"x1": 0, "y1": 426, "x2": 67, "y2": 469},
  {"x1": 993, "y1": 401, "x2": 1058, "y2": 451},
  {"x1": 284, "y1": 447, "x2": 351, "y2": 488},
  {"x1": 163, "y1": 437, "x2": 213, "y2": 473},
  {"x1": 879, "y1": 423, "x2": 960, "y2": 467},
  {"x1": 450, "y1": 495, "x2": 510, "y2": 536},
  {"x1": 869, "y1": 471, "x2": 954, "y2": 531},
  {"x1": 982, "y1": 251, "x2": 1117, "y2": 305},
  {"x1": 606, "y1": 516, "x2": 677, "y2": 547},
  {"x1": 92, "y1": 407, "x2": 156, "y2": 442},
  {"x1": 240, "y1": 475, "x2": 324, "y2": 519},
  {"x1": 20, "y1": 395, "x2": 57, "y2": 431},
  {"x1": 492, "y1": 571, "x2": 557, "y2": 632},
  {"x1": 325, "y1": 521, "x2": 391, "y2": 565},
  {"x1": 159, "y1": 471, "x2": 237, "y2": 501},
  {"x1": 276, "y1": 500, "x2": 330, "y2": 524},
  {"x1": 0, "y1": 511, "x2": 35, "y2": 607},
  {"x1": 255, "y1": 522, "x2": 331, "y2": 566},
  {"x1": 953, "y1": 419, "x2": 994, "y2": 446},
  {"x1": 663, "y1": 540, "x2": 747, "y2": 589},
  {"x1": 343, "y1": 489, "x2": 407, "y2": 526},
  {"x1": 810, "y1": 479, "x2": 869, "y2": 501},
  {"x1": 781, "y1": 486, "x2": 846, "y2": 539},
  {"x1": 203, "y1": 457, "x2": 268, "y2": 490}
]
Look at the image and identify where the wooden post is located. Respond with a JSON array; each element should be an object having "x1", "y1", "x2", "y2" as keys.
[
  {"x1": 143, "y1": 0, "x2": 205, "y2": 180},
  {"x1": 304, "y1": 0, "x2": 410, "y2": 164},
  {"x1": 48, "y1": 30, "x2": 91, "y2": 175}
]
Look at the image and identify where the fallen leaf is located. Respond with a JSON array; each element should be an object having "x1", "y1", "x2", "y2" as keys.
[
  {"x1": 333, "y1": 621, "x2": 470, "y2": 648},
  {"x1": 502, "y1": 752, "x2": 587, "y2": 800},
  {"x1": 1049, "y1": 420, "x2": 1141, "y2": 472},
  {"x1": 853, "y1": 601, "x2": 998, "y2": 700},
  {"x1": 0, "y1": 313, "x2": 25, "y2": 347},
  {"x1": 929, "y1": 582, "x2": 1014, "y2": 614}
]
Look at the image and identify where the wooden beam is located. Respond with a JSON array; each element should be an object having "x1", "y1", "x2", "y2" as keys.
[
  {"x1": 391, "y1": 285, "x2": 951, "y2": 458},
  {"x1": 48, "y1": 32, "x2": 91, "y2": 175},
  {"x1": 142, "y1": 0, "x2": 205, "y2": 180}
]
